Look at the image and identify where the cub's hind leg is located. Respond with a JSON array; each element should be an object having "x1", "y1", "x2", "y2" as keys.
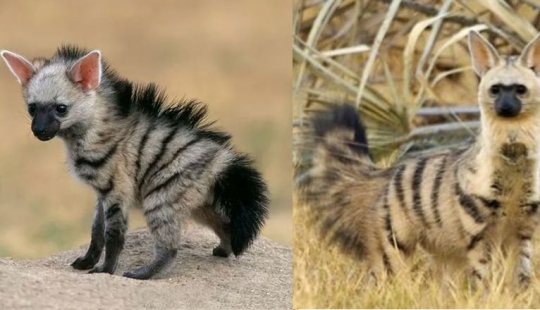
[
  {"x1": 191, "y1": 205, "x2": 232, "y2": 258},
  {"x1": 123, "y1": 201, "x2": 181, "y2": 280}
]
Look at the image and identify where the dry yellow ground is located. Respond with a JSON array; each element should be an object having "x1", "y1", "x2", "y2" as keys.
[{"x1": 0, "y1": 0, "x2": 291, "y2": 258}]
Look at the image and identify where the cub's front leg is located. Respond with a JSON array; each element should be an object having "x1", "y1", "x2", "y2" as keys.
[
  {"x1": 88, "y1": 200, "x2": 128, "y2": 274},
  {"x1": 71, "y1": 199, "x2": 105, "y2": 270}
]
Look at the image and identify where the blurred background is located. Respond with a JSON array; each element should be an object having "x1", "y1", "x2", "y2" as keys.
[{"x1": 0, "y1": 0, "x2": 291, "y2": 258}]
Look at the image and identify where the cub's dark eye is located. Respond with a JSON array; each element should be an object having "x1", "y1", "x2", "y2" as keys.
[
  {"x1": 490, "y1": 85, "x2": 501, "y2": 96},
  {"x1": 27, "y1": 103, "x2": 36, "y2": 117},
  {"x1": 55, "y1": 104, "x2": 68, "y2": 116},
  {"x1": 516, "y1": 84, "x2": 527, "y2": 95}
]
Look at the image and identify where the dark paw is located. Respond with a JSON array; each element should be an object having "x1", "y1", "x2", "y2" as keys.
[
  {"x1": 71, "y1": 256, "x2": 98, "y2": 270},
  {"x1": 212, "y1": 246, "x2": 231, "y2": 258},
  {"x1": 88, "y1": 264, "x2": 115, "y2": 275},
  {"x1": 123, "y1": 268, "x2": 152, "y2": 280}
]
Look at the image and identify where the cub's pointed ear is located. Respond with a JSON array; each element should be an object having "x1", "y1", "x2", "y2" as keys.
[
  {"x1": 519, "y1": 33, "x2": 540, "y2": 74},
  {"x1": 468, "y1": 31, "x2": 500, "y2": 76},
  {"x1": 0, "y1": 50, "x2": 36, "y2": 86},
  {"x1": 69, "y1": 50, "x2": 102, "y2": 91}
]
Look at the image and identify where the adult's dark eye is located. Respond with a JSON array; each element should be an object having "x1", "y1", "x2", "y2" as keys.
[
  {"x1": 55, "y1": 104, "x2": 68, "y2": 116},
  {"x1": 516, "y1": 84, "x2": 527, "y2": 96},
  {"x1": 28, "y1": 103, "x2": 36, "y2": 117},
  {"x1": 490, "y1": 85, "x2": 501, "y2": 96}
]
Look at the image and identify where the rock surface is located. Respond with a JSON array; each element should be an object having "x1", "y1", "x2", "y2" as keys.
[{"x1": 0, "y1": 227, "x2": 292, "y2": 309}]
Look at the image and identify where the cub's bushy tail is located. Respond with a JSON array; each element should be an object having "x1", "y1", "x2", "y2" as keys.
[
  {"x1": 295, "y1": 104, "x2": 391, "y2": 258},
  {"x1": 214, "y1": 155, "x2": 269, "y2": 256}
]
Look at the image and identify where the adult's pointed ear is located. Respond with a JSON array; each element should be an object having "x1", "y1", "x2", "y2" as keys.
[
  {"x1": 69, "y1": 50, "x2": 102, "y2": 91},
  {"x1": 0, "y1": 50, "x2": 36, "y2": 86},
  {"x1": 519, "y1": 33, "x2": 540, "y2": 74},
  {"x1": 468, "y1": 31, "x2": 500, "y2": 76}
]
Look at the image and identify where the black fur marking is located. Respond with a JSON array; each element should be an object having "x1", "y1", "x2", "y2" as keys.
[
  {"x1": 105, "y1": 204, "x2": 121, "y2": 220},
  {"x1": 467, "y1": 233, "x2": 483, "y2": 251},
  {"x1": 145, "y1": 172, "x2": 181, "y2": 199},
  {"x1": 96, "y1": 178, "x2": 114, "y2": 197},
  {"x1": 382, "y1": 252, "x2": 393, "y2": 274},
  {"x1": 312, "y1": 104, "x2": 370, "y2": 158},
  {"x1": 382, "y1": 188, "x2": 407, "y2": 253},
  {"x1": 75, "y1": 144, "x2": 118, "y2": 169},
  {"x1": 522, "y1": 202, "x2": 539, "y2": 215},
  {"x1": 146, "y1": 136, "x2": 202, "y2": 181},
  {"x1": 143, "y1": 203, "x2": 165, "y2": 217},
  {"x1": 146, "y1": 211, "x2": 176, "y2": 233},
  {"x1": 471, "y1": 269, "x2": 483, "y2": 280},
  {"x1": 491, "y1": 182, "x2": 503, "y2": 195},
  {"x1": 127, "y1": 84, "x2": 208, "y2": 129},
  {"x1": 394, "y1": 165, "x2": 410, "y2": 216},
  {"x1": 454, "y1": 183, "x2": 485, "y2": 223},
  {"x1": 139, "y1": 126, "x2": 180, "y2": 189},
  {"x1": 386, "y1": 231, "x2": 408, "y2": 253},
  {"x1": 135, "y1": 123, "x2": 156, "y2": 182},
  {"x1": 477, "y1": 197, "x2": 500, "y2": 210},
  {"x1": 213, "y1": 155, "x2": 269, "y2": 256},
  {"x1": 412, "y1": 158, "x2": 429, "y2": 227},
  {"x1": 521, "y1": 250, "x2": 531, "y2": 260},
  {"x1": 197, "y1": 129, "x2": 231, "y2": 146},
  {"x1": 430, "y1": 156, "x2": 447, "y2": 227},
  {"x1": 519, "y1": 234, "x2": 532, "y2": 241},
  {"x1": 143, "y1": 149, "x2": 217, "y2": 199}
]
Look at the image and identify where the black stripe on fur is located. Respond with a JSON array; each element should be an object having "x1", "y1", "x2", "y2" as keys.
[
  {"x1": 213, "y1": 155, "x2": 269, "y2": 256},
  {"x1": 312, "y1": 104, "x2": 370, "y2": 157}
]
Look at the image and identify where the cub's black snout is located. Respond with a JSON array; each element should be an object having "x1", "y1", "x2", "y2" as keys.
[{"x1": 31, "y1": 109, "x2": 60, "y2": 141}]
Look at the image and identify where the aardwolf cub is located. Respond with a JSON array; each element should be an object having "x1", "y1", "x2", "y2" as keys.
[
  {"x1": 1, "y1": 46, "x2": 268, "y2": 279},
  {"x1": 296, "y1": 32, "x2": 540, "y2": 286}
]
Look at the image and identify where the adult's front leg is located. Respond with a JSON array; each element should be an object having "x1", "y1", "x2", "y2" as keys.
[
  {"x1": 515, "y1": 234, "x2": 533, "y2": 286},
  {"x1": 466, "y1": 234, "x2": 491, "y2": 290},
  {"x1": 71, "y1": 199, "x2": 105, "y2": 270},
  {"x1": 88, "y1": 202, "x2": 128, "y2": 274}
]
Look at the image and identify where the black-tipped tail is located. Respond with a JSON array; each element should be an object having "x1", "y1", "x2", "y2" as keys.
[
  {"x1": 312, "y1": 104, "x2": 370, "y2": 157},
  {"x1": 213, "y1": 155, "x2": 269, "y2": 256}
]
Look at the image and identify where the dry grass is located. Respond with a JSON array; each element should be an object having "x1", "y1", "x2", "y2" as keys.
[
  {"x1": 294, "y1": 0, "x2": 540, "y2": 307},
  {"x1": 0, "y1": 0, "x2": 291, "y2": 258},
  {"x1": 294, "y1": 199, "x2": 540, "y2": 308}
]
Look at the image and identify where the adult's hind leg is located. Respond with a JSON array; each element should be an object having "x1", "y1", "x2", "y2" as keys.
[
  {"x1": 123, "y1": 202, "x2": 181, "y2": 280},
  {"x1": 192, "y1": 205, "x2": 232, "y2": 258}
]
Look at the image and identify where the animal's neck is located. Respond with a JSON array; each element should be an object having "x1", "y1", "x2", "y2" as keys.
[
  {"x1": 478, "y1": 114, "x2": 540, "y2": 160},
  {"x1": 464, "y1": 114, "x2": 540, "y2": 200},
  {"x1": 60, "y1": 98, "x2": 131, "y2": 153}
]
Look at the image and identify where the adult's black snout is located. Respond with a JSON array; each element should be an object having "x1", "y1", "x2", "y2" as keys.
[{"x1": 494, "y1": 91, "x2": 522, "y2": 118}]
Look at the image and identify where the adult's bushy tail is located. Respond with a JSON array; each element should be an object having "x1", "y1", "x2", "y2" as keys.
[
  {"x1": 295, "y1": 104, "x2": 390, "y2": 258},
  {"x1": 213, "y1": 155, "x2": 269, "y2": 256},
  {"x1": 295, "y1": 103, "x2": 373, "y2": 194}
]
